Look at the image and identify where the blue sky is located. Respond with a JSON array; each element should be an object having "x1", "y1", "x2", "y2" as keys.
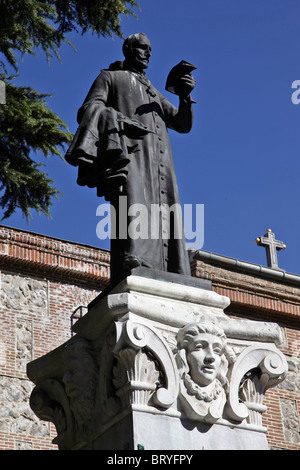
[{"x1": 3, "y1": 0, "x2": 300, "y2": 275}]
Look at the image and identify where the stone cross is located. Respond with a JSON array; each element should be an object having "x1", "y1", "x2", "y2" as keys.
[{"x1": 255, "y1": 229, "x2": 286, "y2": 270}]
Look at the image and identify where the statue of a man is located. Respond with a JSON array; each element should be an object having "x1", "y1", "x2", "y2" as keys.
[{"x1": 66, "y1": 33, "x2": 196, "y2": 282}]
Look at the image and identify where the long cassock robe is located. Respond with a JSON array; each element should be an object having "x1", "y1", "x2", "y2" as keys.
[{"x1": 66, "y1": 65, "x2": 193, "y2": 282}]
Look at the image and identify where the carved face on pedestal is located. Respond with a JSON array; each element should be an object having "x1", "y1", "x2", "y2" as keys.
[
  {"x1": 177, "y1": 323, "x2": 227, "y2": 388},
  {"x1": 186, "y1": 332, "x2": 223, "y2": 387},
  {"x1": 176, "y1": 322, "x2": 230, "y2": 421}
]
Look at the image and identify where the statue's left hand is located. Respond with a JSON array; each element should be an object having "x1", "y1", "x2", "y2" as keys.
[{"x1": 178, "y1": 73, "x2": 196, "y2": 98}]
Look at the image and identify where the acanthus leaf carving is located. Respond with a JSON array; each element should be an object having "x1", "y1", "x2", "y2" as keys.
[
  {"x1": 238, "y1": 368, "x2": 268, "y2": 428},
  {"x1": 113, "y1": 320, "x2": 179, "y2": 409},
  {"x1": 113, "y1": 348, "x2": 160, "y2": 407}
]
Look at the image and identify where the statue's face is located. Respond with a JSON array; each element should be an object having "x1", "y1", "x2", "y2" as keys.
[
  {"x1": 186, "y1": 333, "x2": 223, "y2": 386},
  {"x1": 126, "y1": 35, "x2": 152, "y2": 71}
]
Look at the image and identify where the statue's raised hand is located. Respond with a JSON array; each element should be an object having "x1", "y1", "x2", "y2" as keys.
[{"x1": 177, "y1": 73, "x2": 196, "y2": 98}]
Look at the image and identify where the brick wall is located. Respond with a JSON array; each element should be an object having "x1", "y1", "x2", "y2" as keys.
[
  {"x1": 191, "y1": 252, "x2": 300, "y2": 450},
  {"x1": 0, "y1": 226, "x2": 109, "y2": 450}
]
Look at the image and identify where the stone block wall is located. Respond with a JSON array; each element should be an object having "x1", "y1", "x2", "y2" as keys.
[
  {"x1": 0, "y1": 226, "x2": 109, "y2": 450},
  {"x1": 264, "y1": 337, "x2": 300, "y2": 449},
  {"x1": 191, "y1": 251, "x2": 300, "y2": 450}
]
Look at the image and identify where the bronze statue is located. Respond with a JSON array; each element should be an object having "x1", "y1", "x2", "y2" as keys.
[{"x1": 66, "y1": 33, "x2": 196, "y2": 283}]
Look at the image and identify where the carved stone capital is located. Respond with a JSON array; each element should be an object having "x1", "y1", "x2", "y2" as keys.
[{"x1": 27, "y1": 271, "x2": 289, "y2": 449}]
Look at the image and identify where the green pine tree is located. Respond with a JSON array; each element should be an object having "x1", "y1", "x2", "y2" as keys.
[{"x1": 0, "y1": 0, "x2": 140, "y2": 221}]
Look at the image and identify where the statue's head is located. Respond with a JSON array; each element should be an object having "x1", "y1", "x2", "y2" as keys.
[
  {"x1": 122, "y1": 33, "x2": 151, "y2": 72},
  {"x1": 177, "y1": 322, "x2": 227, "y2": 387}
]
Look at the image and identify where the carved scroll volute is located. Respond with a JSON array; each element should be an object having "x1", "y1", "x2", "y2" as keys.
[
  {"x1": 29, "y1": 337, "x2": 99, "y2": 450},
  {"x1": 30, "y1": 379, "x2": 76, "y2": 450},
  {"x1": 226, "y1": 344, "x2": 288, "y2": 423},
  {"x1": 113, "y1": 320, "x2": 179, "y2": 409}
]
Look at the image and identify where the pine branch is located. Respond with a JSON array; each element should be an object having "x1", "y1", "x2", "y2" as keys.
[{"x1": 0, "y1": 75, "x2": 72, "y2": 221}]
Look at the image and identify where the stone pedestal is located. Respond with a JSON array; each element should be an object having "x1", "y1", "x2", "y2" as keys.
[{"x1": 27, "y1": 268, "x2": 288, "y2": 450}]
